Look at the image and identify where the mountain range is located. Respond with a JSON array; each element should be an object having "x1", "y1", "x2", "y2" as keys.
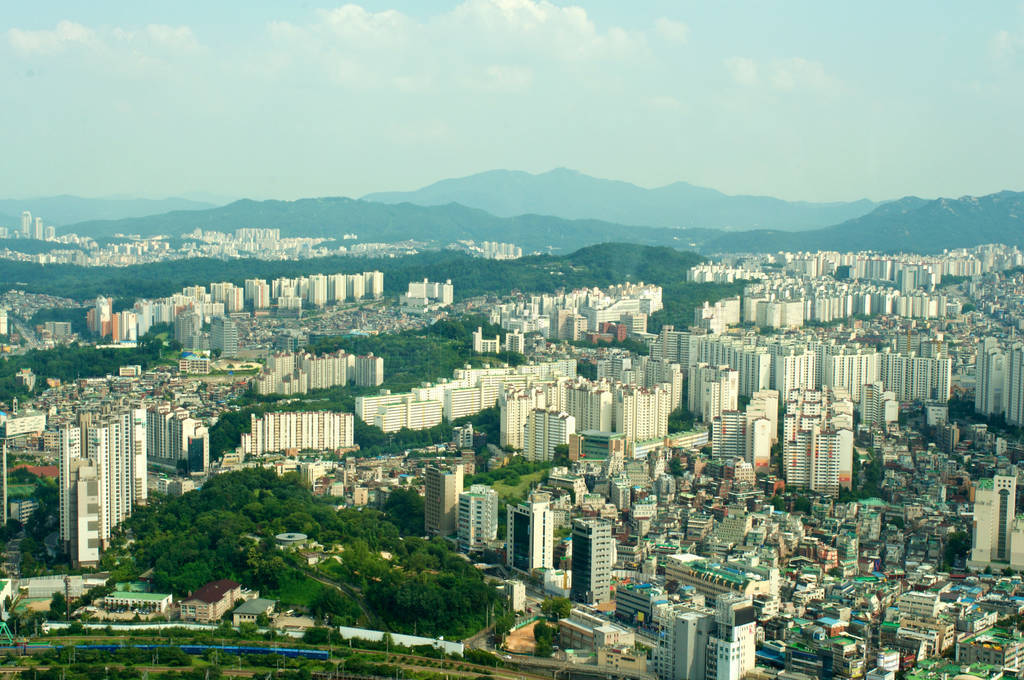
[
  {"x1": 65, "y1": 197, "x2": 714, "y2": 253},
  {"x1": 363, "y1": 168, "x2": 878, "y2": 231},
  {"x1": 13, "y1": 170, "x2": 1023, "y2": 256},
  {"x1": 699, "y1": 191, "x2": 1024, "y2": 254},
  {"x1": 0, "y1": 195, "x2": 218, "y2": 227}
]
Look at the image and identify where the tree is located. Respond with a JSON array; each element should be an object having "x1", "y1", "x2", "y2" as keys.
[
  {"x1": 540, "y1": 597, "x2": 571, "y2": 621},
  {"x1": 49, "y1": 592, "x2": 68, "y2": 620},
  {"x1": 384, "y1": 488, "x2": 426, "y2": 536},
  {"x1": 533, "y1": 620, "x2": 555, "y2": 657},
  {"x1": 494, "y1": 612, "x2": 515, "y2": 640},
  {"x1": 943, "y1": 532, "x2": 971, "y2": 569}
]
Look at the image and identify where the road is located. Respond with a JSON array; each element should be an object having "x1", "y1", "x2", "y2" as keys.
[
  {"x1": 9, "y1": 316, "x2": 41, "y2": 351},
  {"x1": 302, "y1": 568, "x2": 385, "y2": 630}
]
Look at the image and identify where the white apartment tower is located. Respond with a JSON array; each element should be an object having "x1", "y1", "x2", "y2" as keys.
[
  {"x1": 976, "y1": 338, "x2": 1009, "y2": 417},
  {"x1": 458, "y1": 484, "x2": 498, "y2": 552},
  {"x1": 524, "y1": 409, "x2": 575, "y2": 462}
]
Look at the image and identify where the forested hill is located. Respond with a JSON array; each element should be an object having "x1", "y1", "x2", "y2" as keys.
[
  {"x1": 109, "y1": 468, "x2": 496, "y2": 637},
  {"x1": 64, "y1": 197, "x2": 713, "y2": 253},
  {"x1": 700, "y1": 190, "x2": 1024, "y2": 254},
  {"x1": 0, "y1": 243, "x2": 706, "y2": 302}
]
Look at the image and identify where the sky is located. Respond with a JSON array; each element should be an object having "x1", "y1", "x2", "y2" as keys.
[{"x1": 2, "y1": 1, "x2": 1024, "y2": 203}]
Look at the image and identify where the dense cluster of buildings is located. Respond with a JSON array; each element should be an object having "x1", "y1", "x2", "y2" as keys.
[{"x1": 253, "y1": 349, "x2": 384, "y2": 395}]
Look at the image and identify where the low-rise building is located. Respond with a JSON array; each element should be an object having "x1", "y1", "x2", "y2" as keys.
[{"x1": 179, "y1": 579, "x2": 242, "y2": 623}]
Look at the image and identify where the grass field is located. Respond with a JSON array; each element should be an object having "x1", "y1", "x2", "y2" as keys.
[
  {"x1": 6, "y1": 483, "x2": 36, "y2": 498},
  {"x1": 268, "y1": 573, "x2": 325, "y2": 607},
  {"x1": 492, "y1": 470, "x2": 548, "y2": 501}
]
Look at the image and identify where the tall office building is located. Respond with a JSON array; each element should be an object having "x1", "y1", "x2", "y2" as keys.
[
  {"x1": 210, "y1": 317, "x2": 239, "y2": 357},
  {"x1": 570, "y1": 518, "x2": 613, "y2": 604},
  {"x1": 977, "y1": 338, "x2": 1009, "y2": 417},
  {"x1": 424, "y1": 464, "x2": 464, "y2": 537},
  {"x1": 655, "y1": 608, "x2": 716, "y2": 680},
  {"x1": 705, "y1": 595, "x2": 757, "y2": 680},
  {"x1": 970, "y1": 475, "x2": 1020, "y2": 568},
  {"x1": 506, "y1": 492, "x2": 553, "y2": 573},
  {"x1": 457, "y1": 484, "x2": 498, "y2": 552},
  {"x1": 21, "y1": 211, "x2": 31, "y2": 238}
]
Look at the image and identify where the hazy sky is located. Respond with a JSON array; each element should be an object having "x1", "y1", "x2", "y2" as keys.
[{"x1": 3, "y1": 1, "x2": 1023, "y2": 203}]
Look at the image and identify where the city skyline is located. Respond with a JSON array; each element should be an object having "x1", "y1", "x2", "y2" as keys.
[{"x1": 3, "y1": 1, "x2": 1024, "y2": 202}]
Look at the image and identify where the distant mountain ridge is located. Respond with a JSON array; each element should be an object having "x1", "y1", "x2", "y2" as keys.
[
  {"x1": 362, "y1": 168, "x2": 879, "y2": 231},
  {"x1": 0, "y1": 195, "x2": 218, "y2": 227},
  {"x1": 54, "y1": 187, "x2": 1024, "y2": 256},
  {"x1": 64, "y1": 197, "x2": 716, "y2": 253},
  {"x1": 700, "y1": 190, "x2": 1024, "y2": 253}
]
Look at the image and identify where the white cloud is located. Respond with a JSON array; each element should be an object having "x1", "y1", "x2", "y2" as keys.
[
  {"x1": 144, "y1": 25, "x2": 201, "y2": 52},
  {"x1": 7, "y1": 20, "x2": 98, "y2": 55},
  {"x1": 991, "y1": 29, "x2": 1021, "y2": 64},
  {"x1": 654, "y1": 18, "x2": 689, "y2": 44},
  {"x1": 725, "y1": 56, "x2": 838, "y2": 94},
  {"x1": 725, "y1": 57, "x2": 758, "y2": 85},
  {"x1": 769, "y1": 58, "x2": 838, "y2": 94}
]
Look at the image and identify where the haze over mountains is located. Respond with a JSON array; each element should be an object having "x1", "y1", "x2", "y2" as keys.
[
  {"x1": 363, "y1": 168, "x2": 879, "y2": 231},
  {"x1": 7, "y1": 170, "x2": 1023, "y2": 255},
  {"x1": 0, "y1": 196, "x2": 218, "y2": 226}
]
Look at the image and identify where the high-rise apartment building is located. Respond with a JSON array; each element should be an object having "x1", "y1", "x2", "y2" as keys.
[
  {"x1": 241, "y1": 411, "x2": 354, "y2": 455},
  {"x1": 524, "y1": 409, "x2": 575, "y2": 462},
  {"x1": 711, "y1": 409, "x2": 772, "y2": 472},
  {"x1": 58, "y1": 410, "x2": 147, "y2": 567},
  {"x1": 614, "y1": 384, "x2": 671, "y2": 441},
  {"x1": 353, "y1": 354, "x2": 384, "y2": 387},
  {"x1": 506, "y1": 492, "x2": 553, "y2": 573},
  {"x1": 1007, "y1": 345, "x2": 1024, "y2": 427},
  {"x1": 879, "y1": 351, "x2": 952, "y2": 403},
  {"x1": 859, "y1": 382, "x2": 898, "y2": 427},
  {"x1": 570, "y1": 518, "x2": 613, "y2": 604},
  {"x1": 977, "y1": 338, "x2": 1009, "y2": 417},
  {"x1": 564, "y1": 380, "x2": 614, "y2": 432},
  {"x1": 689, "y1": 364, "x2": 739, "y2": 423},
  {"x1": 457, "y1": 484, "x2": 498, "y2": 552},
  {"x1": 425, "y1": 464, "x2": 464, "y2": 537},
  {"x1": 782, "y1": 388, "x2": 854, "y2": 496}
]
